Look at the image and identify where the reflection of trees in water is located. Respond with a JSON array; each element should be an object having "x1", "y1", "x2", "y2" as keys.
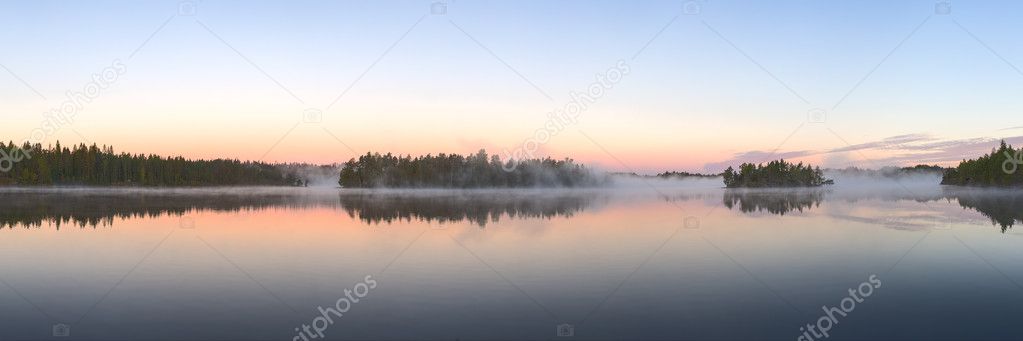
[
  {"x1": 944, "y1": 189, "x2": 1023, "y2": 232},
  {"x1": 7, "y1": 187, "x2": 1020, "y2": 232},
  {"x1": 0, "y1": 192, "x2": 334, "y2": 229},
  {"x1": 0, "y1": 190, "x2": 598, "y2": 230},
  {"x1": 338, "y1": 193, "x2": 596, "y2": 227},
  {"x1": 722, "y1": 189, "x2": 824, "y2": 215},
  {"x1": 719, "y1": 186, "x2": 1023, "y2": 232}
]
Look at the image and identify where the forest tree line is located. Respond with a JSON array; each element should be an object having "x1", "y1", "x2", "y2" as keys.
[
  {"x1": 11, "y1": 138, "x2": 1007, "y2": 189},
  {"x1": 942, "y1": 140, "x2": 1023, "y2": 187},
  {"x1": 338, "y1": 150, "x2": 608, "y2": 188},
  {"x1": 0, "y1": 141, "x2": 305, "y2": 186},
  {"x1": 722, "y1": 159, "x2": 832, "y2": 188}
]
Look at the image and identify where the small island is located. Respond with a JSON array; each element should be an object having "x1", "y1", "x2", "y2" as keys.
[
  {"x1": 338, "y1": 150, "x2": 608, "y2": 188},
  {"x1": 941, "y1": 140, "x2": 1023, "y2": 187},
  {"x1": 722, "y1": 159, "x2": 833, "y2": 188}
]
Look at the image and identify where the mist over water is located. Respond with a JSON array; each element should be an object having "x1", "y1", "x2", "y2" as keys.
[
  {"x1": 823, "y1": 170, "x2": 946, "y2": 197},
  {"x1": 280, "y1": 164, "x2": 343, "y2": 187},
  {"x1": 0, "y1": 173, "x2": 1017, "y2": 231},
  {"x1": 608, "y1": 174, "x2": 724, "y2": 190}
]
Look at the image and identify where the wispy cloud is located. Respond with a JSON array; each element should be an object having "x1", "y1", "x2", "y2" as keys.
[
  {"x1": 828, "y1": 134, "x2": 934, "y2": 153},
  {"x1": 703, "y1": 150, "x2": 816, "y2": 172},
  {"x1": 703, "y1": 134, "x2": 1023, "y2": 172}
]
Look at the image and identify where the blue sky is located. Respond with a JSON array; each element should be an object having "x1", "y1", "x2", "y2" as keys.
[{"x1": 1, "y1": 0, "x2": 1022, "y2": 172}]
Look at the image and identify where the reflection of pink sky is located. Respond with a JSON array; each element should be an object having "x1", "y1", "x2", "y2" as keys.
[
  {"x1": 1, "y1": 194, "x2": 1019, "y2": 340},
  {"x1": 1, "y1": 193, "x2": 1015, "y2": 292}
]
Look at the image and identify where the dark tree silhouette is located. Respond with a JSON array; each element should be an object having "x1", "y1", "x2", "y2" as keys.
[
  {"x1": 721, "y1": 159, "x2": 832, "y2": 188},
  {"x1": 338, "y1": 149, "x2": 608, "y2": 188},
  {"x1": 0, "y1": 141, "x2": 304, "y2": 186},
  {"x1": 941, "y1": 140, "x2": 1023, "y2": 187},
  {"x1": 722, "y1": 189, "x2": 824, "y2": 215}
]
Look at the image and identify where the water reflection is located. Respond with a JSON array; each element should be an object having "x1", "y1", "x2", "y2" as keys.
[
  {"x1": 3, "y1": 187, "x2": 1023, "y2": 232},
  {"x1": 946, "y1": 188, "x2": 1023, "y2": 232},
  {"x1": 338, "y1": 191, "x2": 599, "y2": 227},
  {"x1": 0, "y1": 188, "x2": 604, "y2": 229},
  {"x1": 0, "y1": 189, "x2": 338, "y2": 229},
  {"x1": 722, "y1": 189, "x2": 825, "y2": 215},
  {"x1": 716, "y1": 186, "x2": 1023, "y2": 232},
  {"x1": 1, "y1": 187, "x2": 1023, "y2": 339}
]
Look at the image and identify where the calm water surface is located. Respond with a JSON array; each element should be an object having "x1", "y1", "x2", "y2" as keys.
[{"x1": 1, "y1": 181, "x2": 1022, "y2": 340}]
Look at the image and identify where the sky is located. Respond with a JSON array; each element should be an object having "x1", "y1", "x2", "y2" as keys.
[{"x1": 2, "y1": 0, "x2": 1022, "y2": 173}]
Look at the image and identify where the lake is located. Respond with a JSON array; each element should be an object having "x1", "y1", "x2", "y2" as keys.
[{"x1": 1, "y1": 178, "x2": 1022, "y2": 340}]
